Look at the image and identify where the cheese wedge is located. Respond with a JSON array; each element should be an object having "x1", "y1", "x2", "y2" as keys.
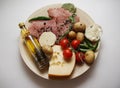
[{"x1": 48, "y1": 45, "x2": 75, "y2": 77}]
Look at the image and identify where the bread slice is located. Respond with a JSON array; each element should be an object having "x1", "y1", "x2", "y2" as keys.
[{"x1": 48, "y1": 45, "x2": 75, "y2": 78}]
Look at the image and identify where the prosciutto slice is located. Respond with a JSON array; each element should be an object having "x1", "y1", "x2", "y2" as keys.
[{"x1": 28, "y1": 8, "x2": 80, "y2": 39}]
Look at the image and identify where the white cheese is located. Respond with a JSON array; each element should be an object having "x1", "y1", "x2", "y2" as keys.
[
  {"x1": 39, "y1": 32, "x2": 56, "y2": 46},
  {"x1": 85, "y1": 24, "x2": 102, "y2": 42}
]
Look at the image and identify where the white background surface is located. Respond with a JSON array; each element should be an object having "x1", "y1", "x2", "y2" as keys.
[{"x1": 0, "y1": 0, "x2": 120, "y2": 88}]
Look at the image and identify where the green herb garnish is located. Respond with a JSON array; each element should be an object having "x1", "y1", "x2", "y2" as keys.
[
  {"x1": 29, "y1": 16, "x2": 51, "y2": 22},
  {"x1": 69, "y1": 14, "x2": 76, "y2": 24},
  {"x1": 62, "y1": 3, "x2": 76, "y2": 13}
]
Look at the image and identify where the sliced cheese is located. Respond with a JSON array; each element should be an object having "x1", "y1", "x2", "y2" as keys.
[
  {"x1": 48, "y1": 45, "x2": 75, "y2": 77},
  {"x1": 85, "y1": 24, "x2": 102, "y2": 42},
  {"x1": 39, "y1": 32, "x2": 56, "y2": 46}
]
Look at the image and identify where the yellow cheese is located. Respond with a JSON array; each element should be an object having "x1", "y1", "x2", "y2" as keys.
[{"x1": 48, "y1": 45, "x2": 75, "y2": 77}]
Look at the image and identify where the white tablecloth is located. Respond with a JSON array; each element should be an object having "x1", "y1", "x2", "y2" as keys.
[{"x1": 0, "y1": 0, "x2": 120, "y2": 88}]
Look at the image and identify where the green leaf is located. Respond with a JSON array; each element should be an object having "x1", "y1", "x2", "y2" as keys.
[
  {"x1": 62, "y1": 3, "x2": 76, "y2": 13},
  {"x1": 69, "y1": 14, "x2": 76, "y2": 24}
]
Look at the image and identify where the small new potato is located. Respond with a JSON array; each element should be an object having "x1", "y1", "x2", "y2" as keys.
[
  {"x1": 84, "y1": 50, "x2": 95, "y2": 65},
  {"x1": 73, "y1": 22, "x2": 86, "y2": 32},
  {"x1": 42, "y1": 45, "x2": 53, "y2": 55},
  {"x1": 76, "y1": 32, "x2": 84, "y2": 42},
  {"x1": 68, "y1": 31, "x2": 76, "y2": 39}
]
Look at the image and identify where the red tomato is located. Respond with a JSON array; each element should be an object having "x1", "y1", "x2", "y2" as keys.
[
  {"x1": 71, "y1": 40, "x2": 80, "y2": 49},
  {"x1": 75, "y1": 52, "x2": 84, "y2": 63},
  {"x1": 59, "y1": 38, "x2": 69, "y2": 49},
  {"x1": 63, "y1": 48, "x2": 73, "y2": 60}
]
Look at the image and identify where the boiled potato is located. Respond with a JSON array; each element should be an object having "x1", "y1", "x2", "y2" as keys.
[
  {"x1": 84, "y1": 50, "x2": 95, "y2": 65},
  {"x1": 76, "y1": 32, "x2": 84, "y2": 42},
  {"x1": 73, "y1": 22, "x2": 86, "y2": 32},
  {"x1": 68, "y1": 31, "x2": 76, "y2": 39},
  {"x1": 42, "y1": 45, "x2": 53, "y2": 55}
]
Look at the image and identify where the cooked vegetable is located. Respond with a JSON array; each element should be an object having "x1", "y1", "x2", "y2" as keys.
[
  {"x1": 29, "y1": 16, "x2": 51, "y2": 22},
  {"x1": 76, "y1": 32, "x2": 84, "y2": 42},
  {"x1": 71, "y1": 39, "x2": 80, "y2": 49},
  {"x1": 62, "y1": 3, "x2": 76, "y2": 13},
  {"x1": 84, "y1": 38, "x2": 93, "y2": 48},
  {"x1": 73, "y1": 22, "x2": 86, "y2": 32},
  {"x1": 78, "y1": 48, "x2": 89, "y2": 52},
  {"x1": 92, "y1": 40, "x2": 99, "y2": 51},
  {"x1": 75, "y1": 52, "x2": 84, "y2": 64},
  {"x1": 79, "y1": 43, "x2": 89, "y2": 49},
  {"x1": 68, "y1": 31, "x2": 76, "y2": 39},
  {"x1": 84, "y1": 38, "x2": 99, "y2": 51},
  {"x1": 42, "y1": 45, "x2": 53, "y2": 55},
  {"x1": 59, "y1": 38, "x2": 70, "y2": 49},
  {"x1": 77, "y1": 38, "x2": 99, "y2": 52},
  {"x1": 63, "y1": 48, "x2": 73, "y2": 60},
  {"x1": 84, "y1": 50, "x2": 95, "y2": 65}
]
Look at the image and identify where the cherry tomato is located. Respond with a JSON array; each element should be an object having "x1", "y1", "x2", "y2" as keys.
[
  {"x1": 71, "y1": 39, "x2": 80, "y2": 49},
  {"x1": 59, "y1": 38, "x2": 69, "y2": 49},
  {"x1": 75, "y1": 52, "x2": 84, "y2": 63},
  {"x1": 63, "y1": 48, "x2": 73, "y2": 60}
]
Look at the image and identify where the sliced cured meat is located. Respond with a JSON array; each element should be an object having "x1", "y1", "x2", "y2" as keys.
[
  {"x1": 28, "y1": 7, "x2": 80, "y2": 40},
  {"x1": 48, "y1": 8, "x2": 72, "y2": 39},
  {"x1": 48, "y1": 8, "x2": 72, "y2": 23},
  {"x1": 28, "y1": 19, "x2": 57, "y2": 38},
  {"x1": 48, "y1": 8, "x2": 79, "y2": 23}
]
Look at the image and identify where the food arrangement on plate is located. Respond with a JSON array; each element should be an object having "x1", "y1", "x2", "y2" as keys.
[{"x1": 19, "y1": 3, "x2": 102, "y2": 79}]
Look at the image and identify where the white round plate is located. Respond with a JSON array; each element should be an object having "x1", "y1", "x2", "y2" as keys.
[{"x1": 19, "y1": 4, "x2": 100, "y2": 79}]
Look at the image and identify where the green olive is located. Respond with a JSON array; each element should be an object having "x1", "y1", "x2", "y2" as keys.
[
  {"x1": 73, "y1": 22, "x2": 86, "y2": 32},
  {"x1": 84, "y1": 50, "x2": 95, "y2": 65},
  {"x1": 68, "y1": 31, "x2": 76, "y2": 39},
  {"x1": 76, "y1": 32, "x2": 84, "y2": 42},
  {"x1": 42, "y1": 45, "x2": 53, "y2": 55}
]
